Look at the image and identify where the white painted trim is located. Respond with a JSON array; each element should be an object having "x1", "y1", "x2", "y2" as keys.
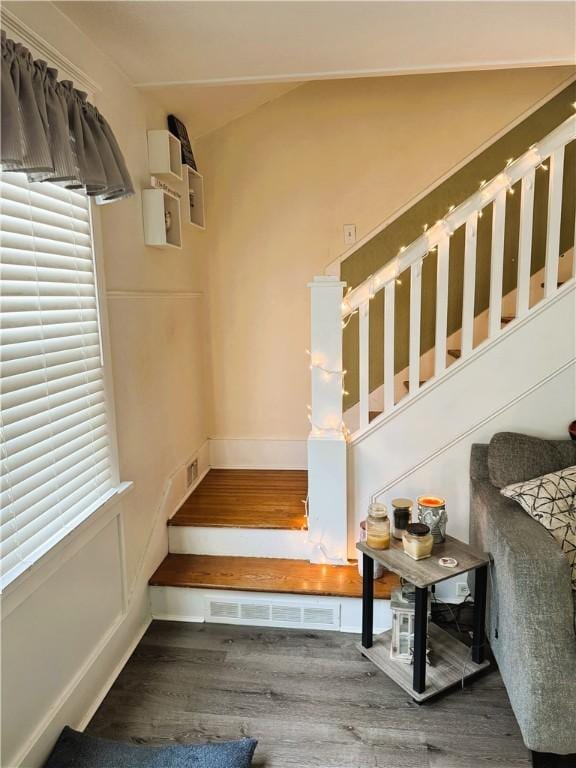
[
  {"x1": 209, "y1": 438, "x2": 307, "y2": 469},
  {"x1": 106, "y1": 290, "x2": 203, "y2": 300},
  {"x1": 370, "y1": 357, "x2": 575, "y2": 503},
  {"x1": 168, "y1": 526, "x2": 311, "y2": 559},
  {"x1": 0, "y1": 7, "x2": 100, "y2": 95},
  {"x1": 350, "y1": 280, "x2": 575, "y2": 444},
  {"x1": 1, "y1": 482, "x2": 133, "y2": 615},
  {"x1": 325, "y1": 73, "x2": 576, "y2": 276},
  {"x1": 136, "y1": 58, "x2": 575, "y2": 89},
  {"x1": 11, "y1": 589, "x2": 150, "y2": 768},
  {"x1": 77, "y1": 615, "x2": 151, "y2": 731},
  {"x1": 150, "y1": 586, "x2": 393, "y2": 635}
]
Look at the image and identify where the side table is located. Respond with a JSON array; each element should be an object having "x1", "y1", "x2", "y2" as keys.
[{"x1": 358, "y1": 535, "x2": 491, "y2": 702}]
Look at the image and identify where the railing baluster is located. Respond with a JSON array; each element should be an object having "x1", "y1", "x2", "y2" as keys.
[
  {"x1": 461, "y1": 212, "x2": 478, "y2": 356},
  {"x1": 435, "y1": 235, "x2": 450, "y2": 375},
  {"x1": 516, "y1": 169, "x2": 535, "y2": 318},
  {"x1": 409, "y1": 261, "x2": 422, "y2": 395},
  {"x1": 488, "y1": 188, "x2": 507, "y2": 337},
  {"x1": 544, "y1": 147, "x2": 565, "y2": 297},
  {"x1": 359, "y1": 300, "x2": 370, "y2": 429},
  {"x1": 383, "y1": 281, "x2": 395, "y2": 412}
]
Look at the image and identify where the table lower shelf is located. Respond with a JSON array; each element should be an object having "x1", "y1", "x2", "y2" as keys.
[{"x1": 358, "y1": 622, "x2": 490, "y2": 702}]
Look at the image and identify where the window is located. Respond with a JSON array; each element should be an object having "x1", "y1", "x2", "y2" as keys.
[{"x1": 1, "y1": 173, "x2": 118, "y2": 589}]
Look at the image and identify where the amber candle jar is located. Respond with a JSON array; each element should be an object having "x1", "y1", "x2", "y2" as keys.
[{"x1": 366, "y1": 503, "x2": 390, "y2": 550}]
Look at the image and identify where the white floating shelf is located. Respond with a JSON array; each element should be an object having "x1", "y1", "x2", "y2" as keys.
[
  {"x1": 142, "y1": 188, "x2": 182, "y2": 249},
  {"x1": 147, "y1": 130, "x2": 182, "y2": 181},
  {"x1": 186, "y1": 166, "x2": 205, "y2": 230}
]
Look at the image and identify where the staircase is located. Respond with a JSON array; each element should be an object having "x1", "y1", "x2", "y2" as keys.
[
  {"x1": 149, "y1": 469, "x2": 398, "y2": 631},
  {"x1": 150, "y1": 112, "x2": 575, "y2": 629}
]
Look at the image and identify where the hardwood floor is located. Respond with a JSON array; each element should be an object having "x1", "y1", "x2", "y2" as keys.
[
  {"x1": 87, "y1": 621, "x2": 531, "y2": 767},
  {"x1": 169, "y1": 469, "x2": 308, "y2": 530},
  {"x1": 150, "y1": 554, "x2": 400, "y2": 599}
]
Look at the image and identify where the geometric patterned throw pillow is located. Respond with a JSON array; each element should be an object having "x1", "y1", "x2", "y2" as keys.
[{"x1": 501, "y1": 465, "x2": 576, "y2": 590}]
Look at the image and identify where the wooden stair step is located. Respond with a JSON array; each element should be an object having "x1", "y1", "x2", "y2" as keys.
[
  {"x1": 150, "y1": 554, "x2": 399, "y2": 599},
  {"x1": 369, "y1": 410, "x2": 382, "y2": 422},
  {"x1": 540, "y1": 280, "x2": 566, "y2": 289},
  {"x1": 501, "y1": 316, "x2": 514, "y2": 325},
  {"x1": 402, "y1": 379, "x2": 428, "y2": 391},
  {"x1": 447, "y1": 348, "x2": 462, "y2": 359},
  {"x1": 169, "y1": 469, "x2": 308, "y2": 530}
]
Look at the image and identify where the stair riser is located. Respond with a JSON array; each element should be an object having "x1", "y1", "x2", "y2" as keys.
[
  {"x1": 149, "y1": 586, "x2": 392, "y2": 634},
  {"x1": 168, "y1": 526, "x2": 313, "y2": 559}
]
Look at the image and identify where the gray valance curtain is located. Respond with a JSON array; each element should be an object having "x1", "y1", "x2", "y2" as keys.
[{"x1": 1, "y1": 31, "x2": 133, "y2": 204}]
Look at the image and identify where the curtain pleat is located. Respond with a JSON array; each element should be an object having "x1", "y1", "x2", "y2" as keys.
[{"x1": 1, "y1": 31, "x2": 133, "y2": 204}]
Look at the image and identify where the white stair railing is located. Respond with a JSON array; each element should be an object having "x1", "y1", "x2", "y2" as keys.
[
  {"x1": 306, "y1": 115, "x2": 575, "y2": 561},
  {"x1": 332, "y1": 113, "x2": 576, "y2": 434}
]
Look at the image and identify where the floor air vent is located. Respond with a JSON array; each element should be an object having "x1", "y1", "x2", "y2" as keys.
[{"x1": 205, "y1": 596, "x2": 339, "y2": 629}]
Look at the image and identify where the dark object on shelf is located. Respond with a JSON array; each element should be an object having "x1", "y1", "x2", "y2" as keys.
[
  {"x1": 167, "y1": 115, "x2": 197, "y2": 171},
  {"x1": 569, "y1": 420, "x2": 576, "y2": 441}
]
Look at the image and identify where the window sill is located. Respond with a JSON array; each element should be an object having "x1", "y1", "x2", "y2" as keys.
[{"x1": 1, "y1": 481, "x2": 133, "y2": 617}]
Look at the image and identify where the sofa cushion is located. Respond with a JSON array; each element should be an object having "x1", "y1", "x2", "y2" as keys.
[
  {"x1": 501, "y1": 465, "x2": 576, "y2": 590},
  {"x1": 488, "y1": 432, "x2": 576, "y2": 489}
]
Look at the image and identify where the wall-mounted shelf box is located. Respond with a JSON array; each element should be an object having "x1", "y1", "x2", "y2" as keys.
[
  {"x1": 147, "y1": 130, "x2": 182, "y2": 181},
  {"x1": 142, "y1": 188, "x2": 182, "y2": 249},
  {"x1": 186, "y1": 166, "x2": 205, "y2": 229}
]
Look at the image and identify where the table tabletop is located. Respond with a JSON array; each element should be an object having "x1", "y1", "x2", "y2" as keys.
[{"x1": 357, "y1": 535, "x2": 489, "y2": 589}]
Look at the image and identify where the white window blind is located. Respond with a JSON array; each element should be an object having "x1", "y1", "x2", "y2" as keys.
[{"x1": 0, "y1": 172, "x2": 117, "y2": 589}]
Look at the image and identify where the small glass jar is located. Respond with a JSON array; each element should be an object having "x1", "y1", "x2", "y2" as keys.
[
  {"x1": 366, "y1": 503, "x2": 390, "y2": 550},
  {"x1": 402, "y1": 523, "x2": 433, "y2": 560},
  {"x1": 391, "y1": 498, "x2": 413, "y2": 540}
]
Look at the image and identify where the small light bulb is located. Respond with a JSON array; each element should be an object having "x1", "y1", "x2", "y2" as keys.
[
  {"x1": 539, "y1": 163, "x2": 548, "y2": 171},
  {"x1": 423, "y1": 223, "x2": 428, "y2": 232},
  {"x1": 479, "y1": 180, "x2": 487, "y2": 189},
  {"x1": 448, "y1": 205, "x2": 455, "y2": 213},
  {"x1": 478, "y1": 210, "x2": 483, "y2": 218},
  {"x1": 396, "y1": 278, "x2": 403, "y2": 285},
  {"x1": 508, "y1": 187, "x2": 515, "y2": 195},
  {"x1": 506, "y1": 158, "x2": 514, "y2": 167}
]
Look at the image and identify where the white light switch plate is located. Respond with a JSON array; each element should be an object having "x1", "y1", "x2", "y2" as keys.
[{"x1": 343, "y1": 224, "x2": 356, "y2": 245}]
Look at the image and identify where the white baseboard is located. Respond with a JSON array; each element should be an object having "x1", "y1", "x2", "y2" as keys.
[
  {"x1": 209, "y1": 438, "x2": 307, "y2": 470},
  {"x1": 150, "y1": 586, "x2": 392, "y2": 634}
]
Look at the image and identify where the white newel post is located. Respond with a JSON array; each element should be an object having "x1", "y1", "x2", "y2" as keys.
[{"x1": 307, "y1": 276, "x2": 348, "y2": 565}]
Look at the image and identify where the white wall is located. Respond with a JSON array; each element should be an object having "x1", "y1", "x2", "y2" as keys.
[
  {"x1": 1, "y1": 4, "x2": 210, "y2": 766},
  {"x1": 348, "y1": 285, "x2": 576, "y2": 560}
]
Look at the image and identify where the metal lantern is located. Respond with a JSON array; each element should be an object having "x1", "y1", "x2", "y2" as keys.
[{"x1": 390, "y1": 585, "x2": 432, "y2": 664}]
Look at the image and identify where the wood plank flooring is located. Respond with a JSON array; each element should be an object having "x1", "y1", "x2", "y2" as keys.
[
  {"x1": 87, "y1": 621, "x2": 532, "y2": 767},
  {"x1": 169, "y1": 470, "x2": 308, "y2": 530},
  {"x1": 149, "y1": 554, "x2": 400, "y2": 599}
]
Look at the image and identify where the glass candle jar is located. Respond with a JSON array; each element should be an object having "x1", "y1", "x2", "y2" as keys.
[
  {"x1": 366, "y1": 503, "x2": 390, "y2": 550},
  {"x1": 391, "y1": 498, "x2": 413, "y2": 540},
  {"x1": 402, "y1": 523, "x2": 433, "y2": 560}
]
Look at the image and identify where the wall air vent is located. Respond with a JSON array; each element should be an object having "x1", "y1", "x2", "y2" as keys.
[{"x1": 204, "y1": 596, "x2": 340, "y2": 629}]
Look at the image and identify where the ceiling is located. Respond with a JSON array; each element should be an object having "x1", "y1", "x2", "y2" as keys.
[
  {"x1": 56, "y1": 1, "x2": 575, "y2": 87},
  {"x1": 143, "y1": 81, "x2": 301, "y2": 138}
]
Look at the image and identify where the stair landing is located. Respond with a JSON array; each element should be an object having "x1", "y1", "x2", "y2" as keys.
[
  {"x1": 150, "y1": 554, "x2": 399, "y2": 599},
  {"x1": 170, "y1": 469, "x2": 308, "y2": 530}
]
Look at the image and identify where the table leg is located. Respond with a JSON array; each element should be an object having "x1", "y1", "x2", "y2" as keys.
[
  {"x1": 472, "y1": 564, "x2": 488, "y2": 664},
  {"x1": 413, "y1": 586, "x2": 428, "y2": 694},
  {"x1": 361, "y1": 554, "x2": 373, "y2": 649}
]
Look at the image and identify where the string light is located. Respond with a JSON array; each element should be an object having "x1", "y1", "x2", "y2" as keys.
[
  {"x1": 448, "y1": 204, "x2": 455, "y2": 213},
  {"x1": 508, "y1": 186, "x2": 515, "y2": 196},
  {"x1": 538, "y1": 163, "x2": 549, "y2": 171},
  {"x1": 423, "y1": 223, "x2": 428, "y2": 232},
  {"x1": 306, "y1": 350, "x2": 346, "y2": 377}
]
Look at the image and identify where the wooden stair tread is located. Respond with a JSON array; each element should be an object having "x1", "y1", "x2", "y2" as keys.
[
  {"x1": 402, "y1": 379, "x2": 427, "y2": 390},
  {"x1": 150, "y1": 554, "x2": 399, "y2": 599},
  {"x1": 169, "y1": 469, "x2": 308, "y2": 530},
  {"x1": 447, "y1": 348, "x2": 461, "y2": 359},
  {"x1": 501, "y1": 316, "x2": 514, "y2": 325}
]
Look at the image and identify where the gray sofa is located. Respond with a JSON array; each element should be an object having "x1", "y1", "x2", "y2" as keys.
[{"x1": 469, "y1": 433, "x2": 576, "y2": 756}]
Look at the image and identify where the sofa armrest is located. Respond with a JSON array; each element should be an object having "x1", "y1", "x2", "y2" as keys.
[{"x1": 470, "y1": 478, "x2": 576, "y2": 752}]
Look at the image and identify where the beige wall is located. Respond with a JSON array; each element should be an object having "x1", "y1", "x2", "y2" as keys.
[
  {"x1": 2, "y1": 4, "x2": 210, "y2": 765},
  {"x1": 197, "y1": 66, "x2": 575, "y2": 441}
]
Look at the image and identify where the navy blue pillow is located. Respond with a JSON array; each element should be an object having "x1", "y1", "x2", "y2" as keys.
[{"x1": 44, "y1": 726, "x2": 257, "y2": 768}]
